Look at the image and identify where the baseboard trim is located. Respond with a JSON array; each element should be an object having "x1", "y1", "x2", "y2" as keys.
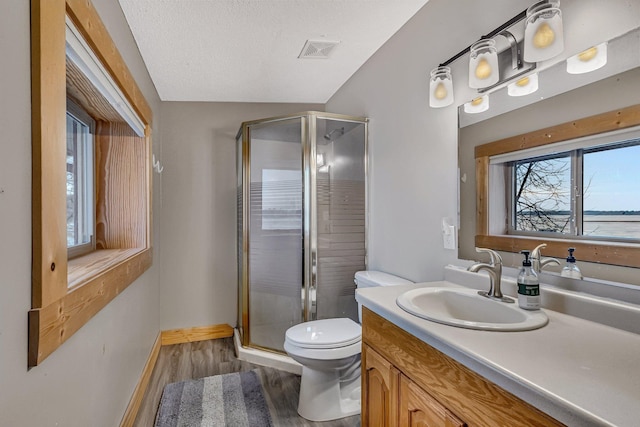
[
  {"x1": 120, "y1": 332, "x2": 162, "y2": 427},
  {"x1": 120, "y1": 323, "x2": 234, "y2": 426},
  {"x1": 161, "y1": 324, "x2": 234, "y2": 346}
]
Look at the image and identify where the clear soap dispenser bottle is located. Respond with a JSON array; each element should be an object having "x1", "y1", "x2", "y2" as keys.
[
  {"x1": 517, "y1": 250, "x2": 540, "y2": 310},
  {"x1": 561, "y1": 247, "x2": 583, "y2": 279}
]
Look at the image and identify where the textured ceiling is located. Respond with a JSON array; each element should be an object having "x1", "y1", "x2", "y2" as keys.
[{"x1": 118, "y1": 0, "x2": 429, "y2": 103}]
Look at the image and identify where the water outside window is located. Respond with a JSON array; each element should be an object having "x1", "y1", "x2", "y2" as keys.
[{"x1": 583, "y1": 143, "x2": 640, "y2": 238}]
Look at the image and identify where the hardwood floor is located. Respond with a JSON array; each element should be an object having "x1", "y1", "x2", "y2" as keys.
[{"x1": 133, "y1": 337, "x2": 361, "y2": 426}]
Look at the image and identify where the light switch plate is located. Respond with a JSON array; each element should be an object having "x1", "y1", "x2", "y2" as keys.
[{"x1": 442, "y1": 217, "x2": 456, "y2": 250}]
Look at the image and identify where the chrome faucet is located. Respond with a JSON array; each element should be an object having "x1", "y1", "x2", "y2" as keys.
[
  {"x1": 531, "y1": 243, "x2": 560, "y2": 274},
  {"x1": 468, "y1": 248, "x2": 514, "y2": 303}
]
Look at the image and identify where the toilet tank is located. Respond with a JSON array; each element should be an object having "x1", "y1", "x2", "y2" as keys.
[{"x1": 354, "y1": 271, "x2": 413, "y2": 322}]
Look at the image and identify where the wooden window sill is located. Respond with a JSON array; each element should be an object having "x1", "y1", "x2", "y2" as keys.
[
  {"x1": 68, "y1": 248, "x2": 145, "y2": 289},
  {"x1": 29, "y1": 248, "x2": 152, "y2": 367},
  {"x1": 476, "y1": 234, "x2": 640, "y2": 268}
]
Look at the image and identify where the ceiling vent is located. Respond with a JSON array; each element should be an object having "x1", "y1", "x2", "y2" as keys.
[{"x1": 298, "y1": 40, "x2": 340, "y2": 59}]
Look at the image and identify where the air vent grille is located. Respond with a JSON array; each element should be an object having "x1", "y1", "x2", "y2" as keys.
[{"x1": 298, "y1": 40, "x2": 340, "y2": 59}]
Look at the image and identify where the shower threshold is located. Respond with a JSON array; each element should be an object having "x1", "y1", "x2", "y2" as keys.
[{"x1": 233, "y1": 328, "x2": 302, "y2": 375}]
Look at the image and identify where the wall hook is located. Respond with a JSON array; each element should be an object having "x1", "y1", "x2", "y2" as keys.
[{"x1": 152, "y1": 154, "x2": 164, "y2": 174}]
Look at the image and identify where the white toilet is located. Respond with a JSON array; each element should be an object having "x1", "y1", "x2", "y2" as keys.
[{"x1": 284, "y1": 270, "x2": 413, "y2": 421}]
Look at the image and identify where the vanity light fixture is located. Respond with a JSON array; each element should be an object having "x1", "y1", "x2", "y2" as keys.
[
  {"x1": 428, "y1": 0, "x2": 566, "y2": 110},
  {"x1": 464, "y1": 95, "x2": 489, "y2": 114},
  {"x1": 566, "y1": 42, "x2": 608, "y2": 74},
  {"x1": 507, "y1": 72, "x2": 539, "y2": 96},
  {"x1": 523, "y1": 0, "x2": 564, "y2": 63},
  {"x1": 429, "y1": 66, "x2": 454, "y2": 107},
  {"x1": 469, "y1": 39, "x2": 499, "y2": 89}
]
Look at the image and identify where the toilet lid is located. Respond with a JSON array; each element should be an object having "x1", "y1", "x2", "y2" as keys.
[{"x1": 285, "y1": 318, "x2": 361, "y2": 349}]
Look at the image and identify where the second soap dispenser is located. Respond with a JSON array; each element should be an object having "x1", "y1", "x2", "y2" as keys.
[{"x1": 561, "y1": 247, "x2": 583, "y2": 279}]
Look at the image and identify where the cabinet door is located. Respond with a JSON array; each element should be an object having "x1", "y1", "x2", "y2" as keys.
[
  {"x1": 399, "y1": 375, "x2": 466, "y2": 427},
  {"x1": 362, "y1": 345, "x2": 399, "y2": 427}
]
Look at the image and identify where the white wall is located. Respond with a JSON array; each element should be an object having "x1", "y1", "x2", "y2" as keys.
[
  {"x1": 158, "y1": 103, "x2": 322, "y2": 330},
  {"x1": 326, "y1": 0, "x2": 640, "y2": 282},
  {"x1": 0, "y1": 1, "x2": 162, "y2": 425}
]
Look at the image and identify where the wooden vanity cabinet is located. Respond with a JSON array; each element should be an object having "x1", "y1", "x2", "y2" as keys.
[
  {"x1": 363, "y1": 344, "x2": 464, "y2": 427},
  {"x1": 362, "y1": 344, "x2": 399, "y2": 426},
  {"x1": 361, "y1": 307, "x2": 564, "y2": 427},
  {"x1": 399, "y1": 375, "x2": 465, "y2": 427}
]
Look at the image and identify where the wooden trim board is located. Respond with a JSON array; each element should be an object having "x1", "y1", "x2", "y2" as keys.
[
  {"x1": 28, "y1": 248, "x2": 152, "y2": 367},
  {"x1": 120, "y1": 333, "x2": 162, "y2": 427},
  {"x1": 120, "y1": 324, "x2": 234, "y2": 426},
  {"x1": 161, "y1": 324, "x2": 234, "y2": 346},
  {"x1": 474, "y1": 104, "x2": 640, "y2": 159}
]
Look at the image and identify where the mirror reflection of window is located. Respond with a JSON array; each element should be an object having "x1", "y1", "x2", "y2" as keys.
[
  {"x1": 583, "y1": 143, "x2": 640, "y2": 239},
  {"x1": 513, "y1": 154, "x2": 571, "y2": 234},
  {"x1": 502, "y1": 133, "x2": 640, "y2": 242}
]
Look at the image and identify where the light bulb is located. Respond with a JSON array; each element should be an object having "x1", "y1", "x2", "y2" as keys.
[
  {"x1": 464, "y1": 95, "x2": 489, "y2": 114},
  {"x1": 566, "y1": 42, "x2": 607, "y2": 74},
  {"x1": 508, "y1": 73, "x2": 539, "y2": 97},
  {"x1": 429, "y1": 66, "x2": 454, "y2": 108}
]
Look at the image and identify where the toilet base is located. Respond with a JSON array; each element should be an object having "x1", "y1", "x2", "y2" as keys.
[{"x1": 297, "y1": 365, "x2": 361, "y2": 421}]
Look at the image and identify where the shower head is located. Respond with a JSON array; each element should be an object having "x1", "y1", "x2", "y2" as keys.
[{"x1": 323, "y1": 127, "x2": 344, "y2": 140}]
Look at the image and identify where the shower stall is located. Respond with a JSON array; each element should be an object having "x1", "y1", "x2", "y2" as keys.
[{"x1": 236, "y1": 112, "x2": 368, "y2": 353}]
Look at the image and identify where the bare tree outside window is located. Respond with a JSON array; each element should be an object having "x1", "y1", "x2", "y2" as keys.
[{"x1": 514, "y1": 156, "x2": 572, "y2": 233}]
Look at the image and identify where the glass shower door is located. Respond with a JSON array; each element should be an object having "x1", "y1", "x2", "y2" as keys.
[
  {"x1": 247, "y1": 119, "x2": 304, "y2": 351},
  {"x1": 314, "y1": 118, "x2": 367, "y2": 321}
]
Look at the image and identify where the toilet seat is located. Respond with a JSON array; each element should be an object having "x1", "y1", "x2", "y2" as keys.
[{"x1": 285, "y1": 318, "x2": 361, "y2": 349}]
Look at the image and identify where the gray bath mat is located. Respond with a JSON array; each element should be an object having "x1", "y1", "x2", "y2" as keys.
[{"x1": 155, "y1": 370, "x2": 274, "y2": 427}]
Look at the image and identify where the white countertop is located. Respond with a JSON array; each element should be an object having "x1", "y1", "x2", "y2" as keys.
[{"x1": 356, "y1": 280, "x2": 640, "y2": 427}]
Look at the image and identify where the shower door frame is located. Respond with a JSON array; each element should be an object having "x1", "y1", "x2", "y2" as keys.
[{"x1": 237, "y1": 111, "x2": 369, "y2": 352}]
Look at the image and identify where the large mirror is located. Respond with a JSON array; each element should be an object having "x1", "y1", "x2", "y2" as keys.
[{"x1": 458, "y1": 27, "x2": 640, "y2": 285}]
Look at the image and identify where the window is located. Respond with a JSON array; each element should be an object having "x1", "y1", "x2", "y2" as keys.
[
  {"x1": 30, "y1": 0, "x2": 153, "y2": 367},
  {"x1": 475, "y1": 104, "x2": 640, "y2": 269},
  {"x1": 506, "y1": 134, "x2": 640, "y2": 242},
  {"x1": 261, "y1": 169, "x2": 302, "y2": 230},
  {"x1": 66, "y1": 101, "x2": 95, "y2": 258}
]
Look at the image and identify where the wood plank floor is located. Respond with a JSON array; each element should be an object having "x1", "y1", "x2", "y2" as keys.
[{"x1": 134, "y1": 337, "x2": 361, "y2": 426}]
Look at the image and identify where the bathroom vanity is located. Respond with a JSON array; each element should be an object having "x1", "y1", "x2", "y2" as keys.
[
  {"x1": 362, "y1": 308, "x2": 560, "y2": 426},
  {"x1": 357, "y1": 268, "x2": 640, "y2": 426}
]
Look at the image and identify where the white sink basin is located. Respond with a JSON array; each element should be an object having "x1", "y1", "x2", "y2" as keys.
[{"x1": 396, "y1": 287, "x2": 548, "y2": 331}]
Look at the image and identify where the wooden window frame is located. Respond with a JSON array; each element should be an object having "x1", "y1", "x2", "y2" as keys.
[
  {"x1": 475, "y1": 104, "x2": 640, "y2": 268},
  {"x1": 30, "y1": 0, "x2": 153, "y2": 367}
]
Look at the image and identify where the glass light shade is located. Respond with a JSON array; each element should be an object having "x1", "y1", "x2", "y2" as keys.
[
  {"x1": 566, "y1": 42, "x2": 608, "y2": 74},
  {"x1": 469, "y1": 39, "x2": 499, "y2": 89},
  {"x1": 464, "y1": 95, "x2": 489, "y2": 114},
  {"x1": 508, "y1": 73, "x2": 539, "y2": 96},
  {"x1": 524, "y1": 2, "x2": 564, "y2": 63},
  {"x1": 429, "y1": 66, "x2": 454, "y2": 108}
]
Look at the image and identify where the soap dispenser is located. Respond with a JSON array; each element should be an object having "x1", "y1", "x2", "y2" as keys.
[
  {"x1": 561, "y1": 247, "x2": 583, "y2": 279},
  {"x1": 517, "y1": 250, "x2": 540, "y2": 310}
]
